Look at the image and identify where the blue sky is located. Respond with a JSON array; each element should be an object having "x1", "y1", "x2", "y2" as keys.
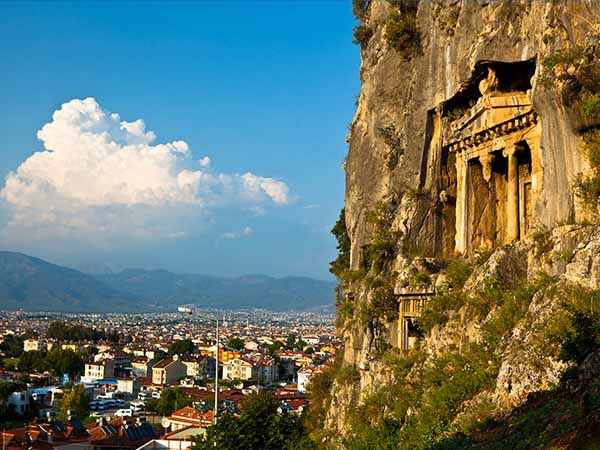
[{"x1": 0, "y1": 1, "x2": 359, "y2": 279}]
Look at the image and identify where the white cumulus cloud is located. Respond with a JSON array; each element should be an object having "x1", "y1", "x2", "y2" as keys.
[{"x1": 0, "y1": 98, "x2": 290, "y2": 245}]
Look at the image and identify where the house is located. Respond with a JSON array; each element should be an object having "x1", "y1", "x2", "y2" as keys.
[
  {"x1": 152, "y1": 357, "x2": 186, "y2": 386},
  {"x1": 198, "y1": 345, "x2": 240, "y2": 363},
  {"x1": 84, "y1": 359, "x2": 115, "y2": 382},
  {"x1": 61, "y1": 343, "x2": 83, "y2": 352},
  {"x1": 88, "y1": 416, "x2": 156, "y2": 449},
  {"x1": 132, "y1": 357, "x2": 158, "y2": 377},
  {"x1": 256, "y1": 358, "x2": 278, "y2": 383},
  {"x1": 117, "y1": 378, "x2": 142, "y2": 398},
  {"x1": 181, "y1": 355, "x2": 215, "y2": 379},
  {"x1": 23, "y1": 339, "x2": 45, "y2": 352},
  {"x1": 222, "y1": 358, "x2": 257, "y2": 381},
  {"x1": 7, "y1": 389, "x2": 30, "y2": 416},
  {"x1": 297, "y1": 365, "x2": 323, "y2": 393},
  {"x1": 165, "y1": 406, "x2": 203, "y2": 431}
]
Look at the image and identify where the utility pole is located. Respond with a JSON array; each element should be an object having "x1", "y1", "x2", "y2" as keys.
[{"x1": 214, "y1": 318, "x2": 219, "y2": 426}]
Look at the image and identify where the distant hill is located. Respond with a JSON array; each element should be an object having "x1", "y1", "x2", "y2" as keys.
[
  {"x1": 95, "y1": 270, "x2": 336, "y2": 311},
  {"x1": 0, "y1": 252, "x2": 148, "y2": 313},
  {"x1": 0, "y1": 252, "x2": 335, "y2": 312}
]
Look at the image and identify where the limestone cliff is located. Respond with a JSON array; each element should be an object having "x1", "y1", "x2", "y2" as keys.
[{"x1": 321, "y1": 2, "x2": 600, "y2": 449}]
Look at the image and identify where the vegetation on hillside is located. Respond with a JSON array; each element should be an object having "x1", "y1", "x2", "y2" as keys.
[
  {"x1": 17, "y1": 347, "x2": 85, "y2": 376},
  {"x1": 192, "y1": 392, "x2": 315, "y2": 450},
  {"x1": 317, "y1": 225, "x2": 600, "y2": 449},
  {"x1": 384, "y1": 3, "x2": 421, "y2": 58},
  {"x1": 47, "y1": 321, "x2": 120, "y2": 342}
]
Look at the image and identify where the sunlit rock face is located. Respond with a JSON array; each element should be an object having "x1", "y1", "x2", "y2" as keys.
[{"x1": 328, "y1": 0, "x2": 600, "y2": 439}]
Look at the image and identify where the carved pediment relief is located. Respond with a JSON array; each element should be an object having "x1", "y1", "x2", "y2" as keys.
[{"x1": 448, "y1": 92, "x2": 533, "y2": 143}]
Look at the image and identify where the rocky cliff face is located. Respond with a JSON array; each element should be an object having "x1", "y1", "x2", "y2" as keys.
[{"x1": 323, "y1": 1, "x2": 600, "y2": 448}]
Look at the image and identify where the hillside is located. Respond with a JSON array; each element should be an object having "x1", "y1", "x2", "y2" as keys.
[
  {"x1": 314, "y1": 1, "x2": 600, "y2": 449},
  {"x1": 96, "y1": 270, "x2": 336, "y2": 311},
  {"x1": 0, "y1": 252, "x2": 147, "y2": 313}
]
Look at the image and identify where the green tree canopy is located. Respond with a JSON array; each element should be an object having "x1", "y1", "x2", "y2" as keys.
[
  {"x1": 267, "y1": 341, "x2": 284, "y2": 356},
  {"x1": 156, "y1": 387, "x2": 192, "y2": 416},
  {"x1": 0, "y1": 334, "x2": 24, "y2": 358},
  {"x1": 0, "y1": 382, "x2": 27, "y2": 400},
  {"x1": 329, "y1": 208, "x2": 351, "y2": 277},
  {"x1": 168, "y1": 339, "x2": 195, "y2": 356},
  {"x1": 226, "y1": 337, "x2": 245, "y2": 351},
  {"x1": 192, "y1": 392, "x2": 315, "y2": 450},
  {"x1": 47, "y1": 322, "x2": 118, "y2": 342},
  {"x1": 58, "y1": 384, "x2": 89, "y2": 420},
  {"x1": 18, "y1": 348, "x2": 84, "y2": 376}
]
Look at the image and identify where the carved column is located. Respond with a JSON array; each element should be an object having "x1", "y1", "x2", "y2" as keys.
[
  {"x1": 454, "y1": 150, "x2": 469, "y2": 254},
  {"x1": 503, "y1": 145, "x2": 520, "y2": 242},
  {"x1": 480, "y1": 153, "x2": 495, "y2": 183}
]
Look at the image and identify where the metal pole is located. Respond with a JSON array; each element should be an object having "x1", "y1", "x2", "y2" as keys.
[{"x1": 214, "y1": 318, "x2": 219, "y2": 426}]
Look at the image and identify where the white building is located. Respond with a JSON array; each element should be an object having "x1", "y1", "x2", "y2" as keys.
[
  {"x1": 297, "y1": 365, "x2": 323, "y2": 393},
  {"x1": 7, "y1": 389, "x2": 30, "y2": 416},
  {"x1": 84, "y1": 359, "x2": 115, "y2": 382},
  {"x1": 222, "y1": 358, "x2": 256, "y2": 381},
  {"x1": 23, "y1": 339, "x2": 45, "y2": 352}
]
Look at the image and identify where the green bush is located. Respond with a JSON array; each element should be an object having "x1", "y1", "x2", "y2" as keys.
[
  {"x1": 352, "y1": 0, "x2": 370, "y2": 21},
  {"x1": 582, "y1": 92, "x2": 600, "y2": 119},
  {"x1": 330, "y1": 208, "x2": 351, "y2": 278},
  {"x1": 363, "y1": 202, "x2": 402, "y2": 274},
  {"x1": 379, "y1": 123, "x2": 404, "y2": 170},
  {"x1": 344, "y1": 344, "x2": 497, "y2": 450},
  {"x1": 556, "y1": 288, "x2": 600, "y2": 365},
  {"x1": 353, "y1": 24, "x2": 373, "y2": 47},
  {"x1": 385, "y1": 9, "x2": 420, "y2": 58},
  {"x1": 370, "y1": 284, "x2": 399, "y2": 322},
  {"x1": 445, "y1": 258, "x2": 473, "y2": 289},
  {"x1": 574, "y1": 128, "x2": 600, "y2": 207},
  {"x1": 543, "y1": 47, "x2": 584, "y2": 70},
  {"x1": 417, "y1": 290, "x2": 468, "y2": 333}
]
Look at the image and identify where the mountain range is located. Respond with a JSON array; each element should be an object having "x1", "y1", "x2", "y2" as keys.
[{"x1": 0, "y1": 252, "x2": 335, "y2": 313}]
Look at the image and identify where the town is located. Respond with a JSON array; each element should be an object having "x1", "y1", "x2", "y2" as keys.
[{"x1": 0, "y1": 308, "x2": 338, "y2": 450}]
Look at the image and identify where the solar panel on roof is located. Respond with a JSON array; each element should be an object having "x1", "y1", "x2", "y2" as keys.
[
  {"x1": 125, "y1": 427, "x2": 143, "y2": 441},
  {"x1": 139, "y1": 424, "x2": 155, "y2": 437},
  {"x1": 101, "y1": 425, "x2": 117, "y2": 435},
  {"x1": 70, "y1": 419, "x2": 86, "y2": 431}
]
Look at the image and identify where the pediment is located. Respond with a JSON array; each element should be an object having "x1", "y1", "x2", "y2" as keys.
[{"x1": 448, "y1": 93, "x2": 533, "y2": 143}]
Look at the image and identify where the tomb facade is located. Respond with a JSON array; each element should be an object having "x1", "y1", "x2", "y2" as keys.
[{"x1": 433, "y1": 61, "x2": 542, "y2": 257}]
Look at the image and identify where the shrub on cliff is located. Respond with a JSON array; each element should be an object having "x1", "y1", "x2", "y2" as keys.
[
  {"x1": 330, "y1": 208, "x2": 351, "y2": 278},
  {"x1": 353, "y1": 24, "x2": 373, "y2": 48},
  {"x1": 575, "y1": 127, "x2": 600, "y2": 208},
  {"x1": 385, "y1": 9, "x2": 420, "y2": 58}
]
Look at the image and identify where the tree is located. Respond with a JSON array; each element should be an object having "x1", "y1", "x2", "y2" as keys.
[
  {"x1": 0, "y1": 334, "x2": 24, "y2": 358},
  {"x1": 155, "y1": 387, "x2": 191, "y2": 416},
  {"x1": 267, "y1": 341, "x2": 284, "y2": 356},
  {"x1": 168, "y1": 339, "x2": 195, "y2": 356},
  {"x1": 47, "y1": 322, "x2": 112, "y2": 342},
  {"x1": 59, "y1": 384, "x2": 89, "y2": 420},
  {"x1": 227, "y1": 337, "x2": 245, "y2": 351},
  {"x1": 285, "y1": 334, "x2": 297, "y2": 349},
  {"x1": 17, "y1": 348, "x2": 84, "y2": 376},
  {"x1": 329, "y1": 208, "x2": 351, "y2": 277},
  {"x1": 48, "y1": 348, "x2": 85, "y2": 376},
  {"x1": 0, "y1": 382, "x2": 27, "y2": 400},
  {"x1": 192, "y1": 392, "x2": 315, "y2": 450}
]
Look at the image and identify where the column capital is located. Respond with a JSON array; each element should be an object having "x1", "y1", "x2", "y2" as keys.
[
  {"x1": 479, "y1": 153, "x2": 495, "y2": 182},
  {"x1": 502, "y1": 145, "x2": 517, "y2": 159}
]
